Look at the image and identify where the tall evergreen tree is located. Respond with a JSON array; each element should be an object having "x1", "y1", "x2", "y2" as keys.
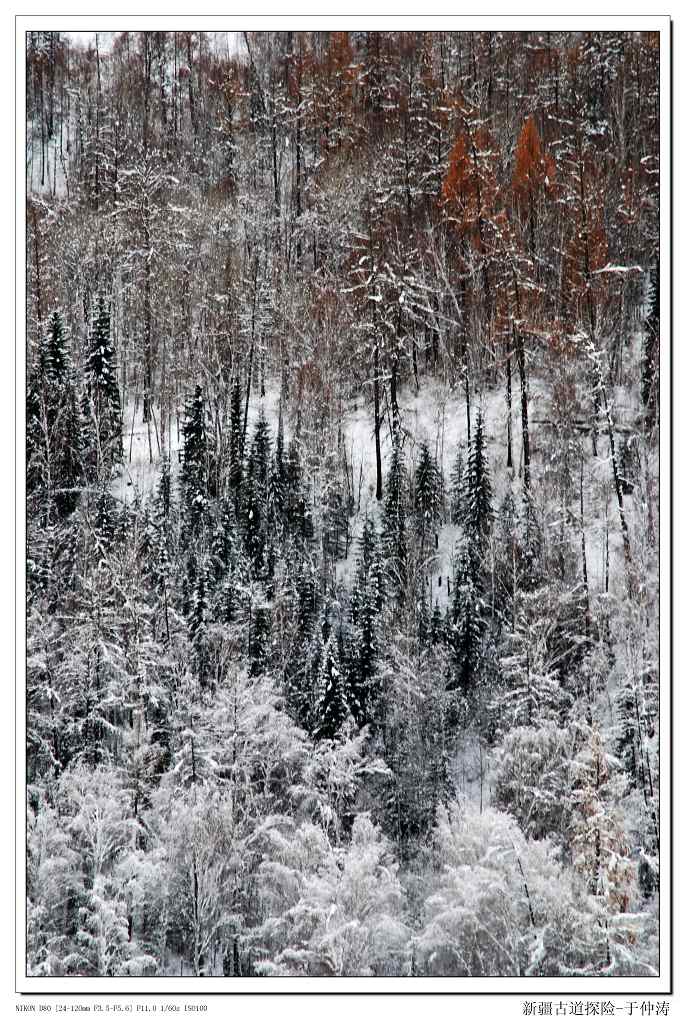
[
  {"x1": 285, "y1": 436, "x2": 313, "y2": 541},
  {"x1": 315, "y1": 630, "x2": 349, "y2": 740},
  {"x1": 84, "y1": 294, "x2": 122, "y2": 475},
  {"x1": 242, "y1": 409, "x2": 272, "y2": 567},
  {"x1": 181, "y1": 385, "x2": 209, "y2": 531},
  {"x1": 414, "y1": 441, "x2": 443, "y2": 543},
  {"x1": 228, "y1": 375, "x2": 244, "y2": 510},
  {"x1": 189, "y1": 554, "x2": 210, "y2": 690},
  {"x1": 27, "y1": 310, "x2": 84, "y2": 519},
  {"x1": 430, "y1": 600, "x2": 445, "y2": 647},
  {"x1": 249, "y1": 604, "x2": 271, "y2": 678},
  {"x1": 463, "y1": 408, "x2": 493, "y2": 548},
  {"x1": 382, "y1": 432, "x2": 408, "y2": 604},
  {"x1": 348, "y1": 517, "x2": 382, "y2": 723},
  {"x1": 269, "y1": 401, "x2": 288, "y2": 528},
  {"x1": 249, "y1": 408, "x2": 272, "y2": 495},
  {"x1": 449, "y1": 444, "x2": 466, "y2": 524},
  {"x1": 447, "y1": 539, "x2": 485, "y2": 694}
]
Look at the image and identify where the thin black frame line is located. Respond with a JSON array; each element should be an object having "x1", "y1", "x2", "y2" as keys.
[{"x1": 17, "y1": 18, "x2": 672, "y2": 997}]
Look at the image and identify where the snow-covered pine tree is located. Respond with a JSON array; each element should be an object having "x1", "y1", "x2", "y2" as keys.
[
  {"x1": 84, "y1": 294, "x2": 122, "y2": 476},
  {"x1": 463, "y1": 407, "x2": 493, "y2": 548},
  {"x1": 249, "y1": 407, "x2": 272, "y2": 495},
  {"x1": 153, "y1": 456, "x2": 174, "y2": 538},
  {"x1": 189, "y1": 554, "x2": 210, "y2": 690},
  {"x1": 181, "y1": 385, "x2": 209, "y2": 532},
  {"x1": 91, "y1": 486, "x2": 120, "y2": 548},
  {"x1": 447, "y1": 538, "x2": 486, "y2": 694},
  {"x1": 382, "y1": 431, "x2": 408, "y2": 605},
  {"x1": 414, "y1": 440, "x2": 443, "y2": 544},
  {"x1": 269, "y1": 400, "x2": 288, "y2": 528},
  {"x1": 417, "y1": 580, "x2": 431, "y2": 653},
  {"x1": 228, "y1": 375, "x2": 244, "y2": 511},
  {"x1": 497, "y1": 595, "x2": 571, "y2": 732},
  {"x1": 210, "y1": 498, "x2": 236, "y2": 585},
  {"x1": 27, "y1": 310, "x2": 85, "y2": 519},
  {"x1": 449, "y1": 443, "x2": 465, "y2": 524},
  {"x1": 430, "y1": 600, "x2": 445, "y2": 646},
  {"x1": 241, "y1": 409, "x2": 272, "y2": 568},
  {"x1": 249, "y1": 603, "x2": 271, "y2": 678},
  {"x1": 315, "y1": 630, "x2": 349, "y2": 740},
  {"x1": 348, "y1": 517, "x2": 382, "y2": 723}
]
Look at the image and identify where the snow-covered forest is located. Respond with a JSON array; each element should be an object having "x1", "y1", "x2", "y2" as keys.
[{"x1": 25, "y1": 30, "x2": 660, "y2": 979}]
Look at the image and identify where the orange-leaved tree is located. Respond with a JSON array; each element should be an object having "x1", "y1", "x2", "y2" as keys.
[
  {"x1": 441, "y1": 123, "x2": 501, "y2": 347},
  {"x1": 512, "y1": 114, "x2": 555, "y2": 261}
]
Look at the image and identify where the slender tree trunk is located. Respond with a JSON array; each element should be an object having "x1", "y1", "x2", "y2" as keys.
[
  {"x1": 390, "y1": 355, "x2": 400, "y2": 434},
  {"x1": 374, "y1": 337, "x2": 382, "y2": 501},
  {"x1": 505, "y1": 335, "x2": 513, "y2": 469},
  {"x1": 95, "y1": 34, "x2": 101, "y2": 209},
  {"x1": 39, "y1": 62, "x2": 45, "y2": 188},
  {"x1": 589, "y1": 343, "x2": 632, "y2": 573},
  {"x1": 31, "y1": 205, "x2": 43, "y2": 328},
  {"x1": 143, "y1": 202, "x2": 153, "y2": 430},
  {"x1": 512, "y1": 270, "x2": 531, "y2": 492},
  {"x1": 412, "y1": 328, "x2": 419, "y2": 392},
  {"x1": 295, "y1": 40, "x2": 302, "y2": 267},
  {"x1": 580, "y1": 454, "x2": 591, "y2": 639},
  {"x1": 242, "y1": 260, "x2": 258, "y2": 450},
  {"x1": 187, "y1": 34, "x2": 197, "y2": 139}
]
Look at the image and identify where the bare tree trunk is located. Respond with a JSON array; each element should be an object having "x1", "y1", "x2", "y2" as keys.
[
  {"x1": 31, "y1": 204, "x2": 43, "y2": 328},
  {"x1": 374, "y1": 338, "x2": 382, "y2": 501},
  {"x1": 95, "y1": 34, "x2": 101, "y2": 209},
  {"x1": 589, "y1": 343, "x2": 632, "y2": 574},
  {"x1": 580, "y1": 454, "x2": 591, "y2": 639},
  {"x1": 187, "y1": 34, "x2": 197, "y2": 140},
  {"x1": 294, "y1": 38, "x2": 302, "y2": 267},
  {"x1": 505, "y1": 334, "x2": 513, "y2": 469},
  {"x1": 143, "y1": 202, "x2": 153, "y2": 428},
  {"x1": 512, "y1": 270, "x2": 531, "y2": 492}
]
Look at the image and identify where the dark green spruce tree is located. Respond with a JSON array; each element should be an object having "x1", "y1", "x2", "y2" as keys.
[
  {"x1": 382, "y1": 431, "x2": 409, "y2": 605},
  {"x1": 243, "y1": 411, "x2": 271, "y2": 570},
  {"x1": 181, "y1": 385, "x2": 209, "y2": 532},
  {"x1": 84, "y1": 294, "x2": 122, "y2": 476},
  {"x1": 449, "y1": 443, "x2": 465, "y2": 524},
  {"x1": 414, "y1": 441, "x2": 443, "y2": 547},
  {"x1": 448, "y1": 539, "x2": 485, "y2": 694},
  {"x1": 269, "y1": 399, "x2": 289, "y2": 530},
  {"x1": 27, "y1": 309, "x2": 84, "y2": 519},
  {"x1": 348, "y1": 517, "x2": 383, "y2": 723},
  {"x1": 189, "y1": 554, "x2": 210, "y2": 690},
  {"x1": 463, "y1": 408, "x2": 493, "y2": 549},
  {"x1": 316, "y1": 629, "x2": 349, "y2": 741},
  {"x1": 249, "y1": 603, "x2": 271, "y2": 678},
  {"x1": 228, "y1": 375, "x2": 244, "y2": 512}
]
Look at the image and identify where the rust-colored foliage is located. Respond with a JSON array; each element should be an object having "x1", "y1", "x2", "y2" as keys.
[
  {"x1": 570, "y1": 729, "x2": 636, "y2": 916},
  {"x1": 512, "y1": 115, "x2": 555, "y2": 214},
  {"x1": 286, "y1": 35, "x2": 313, "y2": 101},
  {"x1": 314, "y1": 31, "x2": 358, "y2": 151},
  {"x1": 441, "y1": 127, "x2": 499, "y2": 250}
]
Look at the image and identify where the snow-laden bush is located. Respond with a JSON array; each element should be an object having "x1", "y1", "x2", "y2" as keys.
[
  {"x1": 491, "y1": 722, "x2": 573, "y2": 842},
  {"x1": 256, "y1": 813, "x2": 409, "y2": 977},
  {"x1": 415, "y1": 801, "x2": 594, "y2": 977}
]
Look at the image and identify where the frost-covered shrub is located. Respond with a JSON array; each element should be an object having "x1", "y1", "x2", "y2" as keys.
[
  {"x1": 256, "y1": 813, "x2": 408, "y2": 977},
  {"x1": 492, "y1": 723, "x2": 573, "y2": 842},
  {"x1": 415, "y1": 801, "x2": 594, "y2": 977}
]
